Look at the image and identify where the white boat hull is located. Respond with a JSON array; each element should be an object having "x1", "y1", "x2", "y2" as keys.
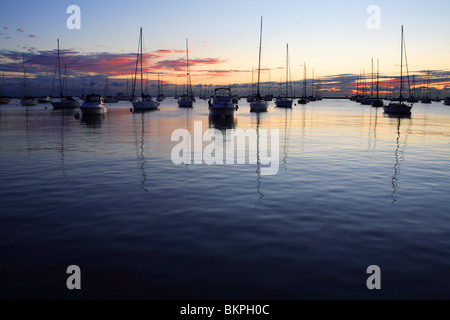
[
  {"x1": 178, "y1": 99, "x2": 193, "y2": 107},
  {"x1": 52, "y1": 100, "x2": 80, "y2": 109},
  {"x1": 250, "y1": 100, "x2": 268, "y2": 112},
  {"x1": 275, "y1": 98, "x2": 292, "y2": 108},
  {"x1": 133, "y1": 100, "x2": 160, "y2": 110}
]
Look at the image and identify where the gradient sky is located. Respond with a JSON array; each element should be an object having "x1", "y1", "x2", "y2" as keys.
[{"x1": 1, "y1": 0, "x2": 449, "y2": 96}]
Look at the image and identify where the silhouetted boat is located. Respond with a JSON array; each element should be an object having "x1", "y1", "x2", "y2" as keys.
[
  {"x1": 298, "y1": 63, "x2": 309, "y2": 105},
  {"x1": 37, "y1": 96, "x2": 51, "y2": 103},
  {"x1": 384, "y1": 26, "x2": 412, "y2": 115},
  {"x1": 103, "y1": 77, "x2": 118, "y2": 103},
  {"x1": 250, "y1": 17, "x2": 268, "y2": 112},
  {"x1": 208, "y1": 87, "x2": 237, "y2": 118},
  {"x1": 20, "y1": 54, "x2": 37, "y2": 106},
  {"x1": 131, "y1": 28, "x2": 159, "y2": 111},
  {"x1": 444, "y1": 97, "x2": 450, "y2": 106},
  {"x1": 372, "y1": 59, "x2": 384, "y2": 107},
  {"x1": 0, "y1": 72, "x2": 10, "y2": 104},
  {"x1": 80, "y1": 93, "x2": 107, "y2": 115},
  {"x1": 51, "y1": 40, "x2": 80, "y2": 109},
  {"x1": 275, "y1": 44, "x2": 293, "y2": 108},
  {"x1": 178, "y1": 39, "x2": 194, "y2": 108},
  {"x1": 420, "y1": 71, "x2": 432, "y2": 104}
]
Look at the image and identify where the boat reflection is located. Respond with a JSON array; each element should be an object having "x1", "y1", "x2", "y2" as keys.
[
  {"x1": 368, "y1": 106, "x2": 379, "y2": 150},
  {"x1": 134, "y1": 112, "x2": 148, "y2": 192},
  {"x1": 208, "y1": 116, "x2": 236, "y2": 130},
  {"x1": 254, "y1": 112, "x2": 264, "y2": 207},
  {"x1": 281, "y1": 107, "x2": 292, "y2": 171},
  {"x1": 386, "y1": 114, "x2": 411, "y2": 203},
  {"x1": 79, "y1": 114, "x2": 105, "y2": 128}
]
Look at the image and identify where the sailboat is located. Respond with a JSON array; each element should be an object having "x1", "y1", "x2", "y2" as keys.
[
  {"x1": 0, "y1": 72, "x2": 10, "y2": 104},
  {"x1": 157, "y1": 73, "x2": 164, "y2": 101},
  {"x1": 103, "y1": 76, "x2": 118, "y2": 103},
  {"x1": 275, "y1": 44, "x2": 293, "y2": 108},
  {"x1": 383, "y1": 26, "x2": 412, "y2": 115},
  {"x1": 250, "y1": 17, "x2": 268, "y2": 112},
  {"x1": 20, "y1": 54, "x2": 37, "y2": 106},
  {"x1": 298, "y1": 63, "x2": 309, "y2": 104},
  {"x1": 371, "y1": 59, "x2": 384, "y2": 107},
  {"x1": 361, "y1": 58, "x2": 376, "y2": 105},
  {"x1": 51, "y1": 40, "x2": 80, "y2": 109},
  {"x1": 420, "y1": 70, "x2": 432, "y2": 104},
  {"x1": 131, "y1": 28, "x2": 160, "y2": 111},
  {"x1": 178, "y1": 39, "x2": 194, "y2": 108}
]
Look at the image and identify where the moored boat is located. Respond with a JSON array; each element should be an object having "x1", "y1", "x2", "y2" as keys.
[
  {"x1": 80, "y1": 93, "x2": 107, "y2": 115},
  {"x1": 51, "y1": 40, "x2": 80, "y2": 109},
  {"x1": 131, "y1": 28, "x2": 160, "y2": 111},
  {"x1": 383, "y1": 26, "x2": 413, "y2": 115},
  {"x1": 250, "y1": 17, "x2": 268, "y2": 112},
  {"x1": 209, "y1": 87, "x2": 237, "y2": 118},
  {"x1": 275, "y1": 44, "x2": 293, "y2": 108}
]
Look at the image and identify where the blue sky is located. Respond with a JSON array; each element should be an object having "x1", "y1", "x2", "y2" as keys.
[{"x1": 1, "y1": 0, "x2": 449, "y2": 95}]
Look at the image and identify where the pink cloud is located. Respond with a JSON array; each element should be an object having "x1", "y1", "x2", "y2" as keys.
[
  {"x1": 28, "y1": 34, "x2": 37, "y2": 38},
  {"x1": 3, "y1": 26, "x2": 7, "y2": 30},
  {"x1": 201, "y1": 41, "x2": 207, "y2": 44},
  {"x1": 16, "y1": 28, "x2": 24, "y2": 32}
]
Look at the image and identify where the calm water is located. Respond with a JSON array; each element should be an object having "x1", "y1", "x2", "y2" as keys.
[{"x1": 1, "y1": 98, "x2": 449, "y2": 299}]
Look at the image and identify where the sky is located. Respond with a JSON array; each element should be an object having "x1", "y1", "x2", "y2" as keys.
[{"x1": 0, "y1": 0, "x2": 449, "y2": 97}]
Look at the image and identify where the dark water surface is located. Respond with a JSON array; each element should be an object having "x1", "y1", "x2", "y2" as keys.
[{"x1": 1, "y1": 98, "x2": 449, "y2": 299}]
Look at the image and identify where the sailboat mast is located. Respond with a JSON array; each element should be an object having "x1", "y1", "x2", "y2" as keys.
[
  {"x1": 186, "y1": 39, "x2": 191, "y2": 96},
  {"x1": 376, "y1": 59, "x2": 379, "y2": 99},
  {"x1": 57, "y1": 39, "x2": 62, "y2": 98},
  {"x1": 303, "y1": 63, "x2": 307, "y2": 98},
  {"x1": 140, "y1": 28, "x2": 143, "y2": 98},
  {"x1": 371, "y1": 58, "x2": 374, "y2": 98},
  {"x1": 399, "y1": 26, "x2": 404, "y2": 102},
  {"x1": 22, "y1": 54, "x2": 28, "y2": 97},
  {"x1": 285, "y1": 44, "x2": 288, "y2": 97},
  {"x1": 64, "y1": 64, "x2": 68, "y2": 96},
  {"x1": 256, "y1": 16, "x2": 263, "y2": 98},
  {"x1": 268, "y1": 69, "x2": 271, "y2": 96}
]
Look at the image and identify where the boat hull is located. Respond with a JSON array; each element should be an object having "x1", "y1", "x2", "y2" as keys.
[
  {"x1": 371, "y1": 99, "x2": 384, "y2": 107},
  {"x1": 275, "y1": 99, "x2": 292, "y2": 108},
  {"x1": 298, "y1": 98, "x2": 309, "y2": 104},
  {"x1": 209, "y1": 104, "x2": 236, "y2": 118},
  {"x1": 0, "y1": 99, "x2": 10, "y2": 105},
  {"x1": 360, "y1": 98, "x2": 375, "y2": 105},
  {"x1": 250, "y1": 100, "x2": 268, "y2": 112},
  {"x1": 133, "y1": 100, "x2": 160, "y2": 110},
  {"x1": 383, "y1": 103, "x2": 412, "y2": 114},
  {"x1": 21, "y1": 99, "x2": 37, "y2": 106},
  {"x1": 52, "y1": 100, "x2": 80, "y2": 109},
  {"x1": 177, "y1": 99, "x2": 193, "y2": 108},
  {"x1": 80, "y1": 104, "x2": 107, "y2": 115}
]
